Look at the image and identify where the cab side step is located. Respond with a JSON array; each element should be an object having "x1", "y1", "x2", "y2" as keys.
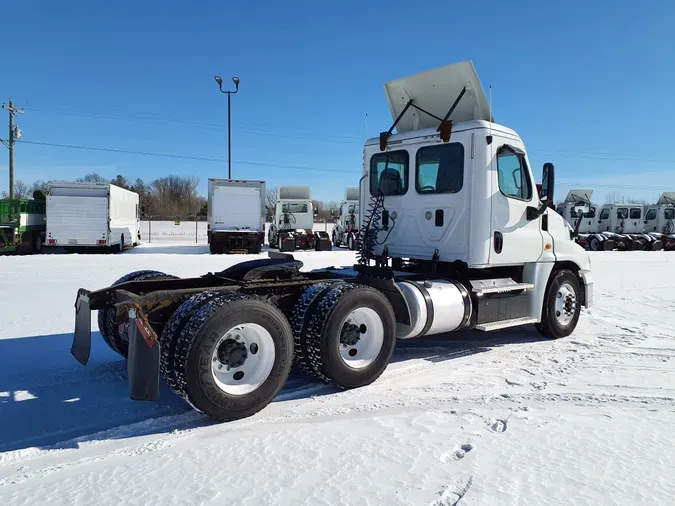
[
  {"x1": 475, "y1": 316, "x2": 538, "y2": 331},
  {"x1": 470, "y1": 278, "x2": 534, "y2": 296}
]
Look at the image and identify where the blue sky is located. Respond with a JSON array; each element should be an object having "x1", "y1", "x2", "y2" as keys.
[{"x1": 1, "y1": 0, "x2": 674, "y2": 203}]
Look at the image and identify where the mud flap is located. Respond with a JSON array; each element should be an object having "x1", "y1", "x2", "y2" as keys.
[
  {"x1": 127, "y1": 308, "x2": 161, "y2": 402},
  {"x1": 314, "y1": 231, "x2": 332, "y2": 251},
  {"x1": 279, "y1": 234, "x2": 296, "y2": 252},
  {"x1": 71, "y1": 290, "x2": 92, "y2": 366}
]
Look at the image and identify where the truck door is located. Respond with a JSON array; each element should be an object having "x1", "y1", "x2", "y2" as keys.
[
  {"x1": 644, "y1": 208, "x2": 657, "y2": 232},
  {"x1": 489, "y1": 144, "x2": 544, "y2": 265},
  {"x1": 597, "y1": 206, "x2": 610, "y2": 232}
]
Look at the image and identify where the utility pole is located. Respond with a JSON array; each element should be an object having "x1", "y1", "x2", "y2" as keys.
[{"x1": 2, "y1": 99, "x2": 24, "y2": 199}]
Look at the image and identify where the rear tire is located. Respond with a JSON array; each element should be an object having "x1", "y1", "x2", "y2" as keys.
[
  {"x1": 347, "y1": 232, "x2": 356, "y2": 251},
  {"x1": 300, "y1": 283, "x2": 396, "y2": 389},
  {"x1": 535, "y1": 269, "x2": 582, "y2": 339},
  {"x1": 162, "y1": 292, "x2": 293, "y2": 421},
  {"x1": 268, "y1": 228, "x2": 277, "y2": 249},
  {"x1": 332, "y1": 229, "x2": 341, "y2": 248},
  {"x1": 209, "y1": 241, "x2": 221, "y2": 254},
  {"x1": 97, "y1": 270, "x2": 178, "y2": 358},
  {"x1": 289, "y1": 282, "x2": 342, "y2": 377},
  {"x1": 589, "y1": 236, "x2": 602, "y2": 251},
  {"x1": 32, "y1": 233, "x2": 43, "y2": 254}
]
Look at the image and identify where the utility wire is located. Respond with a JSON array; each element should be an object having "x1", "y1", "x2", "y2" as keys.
[{"x1": 17, "y1": 139, "x2": 360, "y2": 174}]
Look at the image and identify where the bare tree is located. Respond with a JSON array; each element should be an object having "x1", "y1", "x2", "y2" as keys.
[
  {"x1": 1, "y1": 180, "x2": 30, "y2": 199},
  {"x1": 150, "y1": 175, "x2": 202, "y2": 217},
  {"x1": 266, "y1": 187, "x2": 278, "y2": 210},
  {"x1": 605, "y1": 191, "x2": 621, "y2": 204},
  {"x1": 30, "y1": 180, "x2": 50, "y2": 195},
  {"x1": 77, "y1": 172, "x2": 108, "y2": 184}
]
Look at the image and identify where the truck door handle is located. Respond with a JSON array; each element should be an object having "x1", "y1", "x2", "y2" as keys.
[{"x1": 494, "y1": 232, "x2": 503, "y2": 254}]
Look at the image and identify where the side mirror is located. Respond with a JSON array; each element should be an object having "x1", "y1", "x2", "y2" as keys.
[
  {"x1": 541, "y1": 162, "x2": 555, "y2": 203},
  {"x1": 141, "y1": 205, "x2": 145, "y2": 213},
  {"x1": 313, "y1": 207, "x2": 318, "y2": 217},
  {"x1": 330, "y1": 207, "x2": 335, "y2": 217},
  {"x1": 265, "y1": 208, "x2": 269, "y2": 216}
]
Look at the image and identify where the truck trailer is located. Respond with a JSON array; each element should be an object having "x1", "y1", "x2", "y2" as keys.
[
  {"x1": 69, "y1": 60, "x2": 593, "y2": 423},
  {"x1": 45, "y1": 182, "x2": 140, "y2": 253},
  {"x1": 0, "y1": 191, "x2": 46, "y2": 254},
  {"x1": 207, "y1": 179, "x2": 266, "y2": 254}
]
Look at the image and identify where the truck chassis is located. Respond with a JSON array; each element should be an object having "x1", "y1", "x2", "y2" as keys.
[{"x1": 72, "y1": 250, "x2": 587, "y2": 422}]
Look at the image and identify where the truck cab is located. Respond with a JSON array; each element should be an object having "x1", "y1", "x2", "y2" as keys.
[
  {"x1": 555, "y1": 190, "x2": 596, "y2": 234},
  {"x1": 358, "y1": 60, "x2": 592, "y2": 331},
  {"x1": 268, "y1": 186, "x2": 331, "y2": 251},
  {"x1": 331, "y1": 187, "x2": 360, "y2": 250},
  {"x1": 594, "y1": 204, "x2": 645, "y2": 235},
  {"x1": 644, "y1": 192, "x2": 675, "y2": 235}
]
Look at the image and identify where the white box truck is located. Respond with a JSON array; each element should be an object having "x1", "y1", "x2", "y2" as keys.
[
  {"x1": 207, "y1": 178, "x2": 266, "y2": 254},
  {"x1": 45, "y1": 182, "x2": 140, "y2": 253}
]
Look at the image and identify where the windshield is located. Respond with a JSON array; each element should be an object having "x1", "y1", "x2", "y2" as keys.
[
  {"x1": 348, "y1": 204, "x2": 359, "y2": 214},
  {"x1": 281, "y1": 203, "x2": 309, "y2": 214}
]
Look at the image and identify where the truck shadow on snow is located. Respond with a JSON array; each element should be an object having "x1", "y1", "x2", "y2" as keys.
[{"x1": 0, "y1": 328, "x2": 545, "y2": 454}]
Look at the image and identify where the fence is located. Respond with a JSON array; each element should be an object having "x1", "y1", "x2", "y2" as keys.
[{"x1": 141, "y1": 217, "x2": 335, "y2": 244}]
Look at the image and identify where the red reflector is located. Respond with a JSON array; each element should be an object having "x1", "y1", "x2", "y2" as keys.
[
  {"x1": 48, "y1": 239, "x2": 56, "y2": 245},
  {"x1": 97, "y1": 240, "x2": 106, "y2": 246}
]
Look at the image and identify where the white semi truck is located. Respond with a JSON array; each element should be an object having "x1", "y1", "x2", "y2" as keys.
[
  {"x1": 71, "y1": 60, "x2": 593, "y2": 423},
  {"x1": 267, "y1": 186, "x2": 331, "y2": 251},
  {"x1": 207, "y1": 179, "x2": 266, "y2": 254},
  {"x1": 45, "y1": 182, "x2": 140, "y2": 253},
  {"x1": 331, "y1": 187, "x2": 360, "y2": 250}
]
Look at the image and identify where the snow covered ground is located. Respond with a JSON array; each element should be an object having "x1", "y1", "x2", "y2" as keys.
[{"x1": 1, "y1": 248, "x2": 674, "y2": 505}]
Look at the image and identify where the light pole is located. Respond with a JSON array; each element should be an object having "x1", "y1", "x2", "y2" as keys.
[{"x1": 214, "y1": 75, "x2": 239, "y2": 179}]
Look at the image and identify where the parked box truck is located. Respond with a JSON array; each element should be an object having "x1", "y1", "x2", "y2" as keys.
[
  {"x1": 207, "y1": 178, "x2": 266, "y2": 254},
  {"x1": 0, "y1": 191, "x2": 47, "y2": 254},
  {"x1": 45, "y1": 182, "x2": 140, "y2": 253}
]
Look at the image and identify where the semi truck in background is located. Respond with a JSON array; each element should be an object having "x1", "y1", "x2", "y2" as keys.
[
  {"x1": 45, "y1": 182, "x2": 140, "y2": 253},
  {"x1": 207, "y1": 179, "x2": 266, "y2": 254},
  {"x1": 267, "y1": 185, "x2": 332, "y2": 252},
  {"x1": 0, "y1": 191, "x2": 47, "y2": 254},
  {"x1": 331, "y1": 187, "x2": 360, "y2": 250}
]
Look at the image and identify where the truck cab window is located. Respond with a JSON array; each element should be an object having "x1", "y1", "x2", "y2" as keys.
[
  {"x1": 665, "y1": 209, "x2": 675, "y2": 220},
  {"x1": 281, "y1": 203, "x2": 308, "y2": 214},
  {"x1": 415, "y1": 143, "x2": 464, "y2": 194},
  {"x1": 587, "y1": 206, "x2": 596, "y2": 218},
  {"x1": 370, "y1": 150, "x2": 408, "y2": 196},
  {"x1": 617, "y1": 208, "x2": 628, "y2": 220},
  {"x1": 556, "y1": 206, "x2": 565, "y2": 216},
  {"x1": 629, "y1": 208, "x2": 641, "y2": 219},
  {"x1": 645, "y1": 209, "x2": 657, "y2": 220},
  {"x1": 599, "y1": 208, "x2": 610, "y2": 220},
  {"x1": 496, "y1": 148, "x2": 532, "y2": 200}
]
